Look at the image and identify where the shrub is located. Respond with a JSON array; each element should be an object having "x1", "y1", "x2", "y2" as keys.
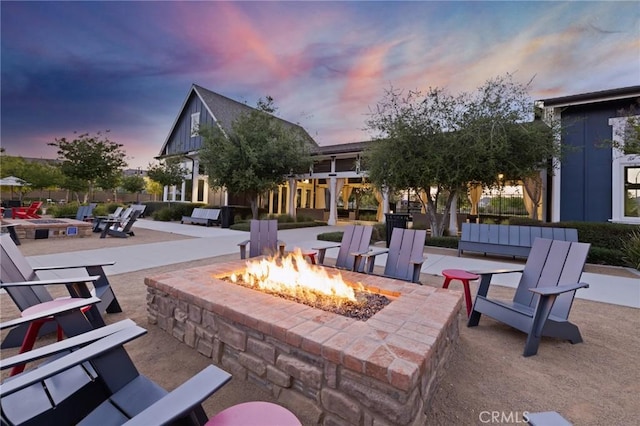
[
  {"x1": 152, "y1": 207, "x2": 174, "y2": 221},
  {"x1": 49, "y1": 202, "x2": 80, "y2": 218},
  {"x1": 426, "y1": 236, "x2": 459, "y2": 249},
  {"x1": 231, "y1": 221, "x2": 324, "y2": 232},
  {"x1": 587, "y1": 247, "x2": 626, "y2": 267},
  {"x1": 316, "y1": 231, "x2": 343, "y2": 243},
  {"x1": 621, "y1": 230, "x2": 640, "y2": 270}
]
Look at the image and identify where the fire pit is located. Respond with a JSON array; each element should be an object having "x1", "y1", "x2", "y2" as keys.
[
  {"x1": 224, "y1": 250, "x2": 391, "y2": 320},
  {"x1": 2, "y1": 218, "x2": 92, "y2": 239},
  {"x1": 146, "y1": 257, "x2": 462, "y2": 425}
]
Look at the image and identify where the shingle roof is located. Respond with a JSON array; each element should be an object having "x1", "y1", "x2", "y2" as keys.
[{"x1": 193, "y1": 85, "x2": 318, "y2": 146}]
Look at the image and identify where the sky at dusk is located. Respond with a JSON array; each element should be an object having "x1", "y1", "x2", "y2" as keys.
[{"x1": 1, "y1": 1, "x2": 639, "y2": 169}]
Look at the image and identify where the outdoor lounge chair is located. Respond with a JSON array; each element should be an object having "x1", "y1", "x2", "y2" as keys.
[
  {"x1": 312, "y1": 224, "x2": 373, "y2": 272},
  {"x1": 238, "y1": 219, "x2": 285, "y2": 259},
  {"x1": 353, "y1": 228, "x2": 426, "y2": 283},
  {"x1": 11, "y1": 201, "x2": 43, "y2": 219},
  {"x1": 105, "y1": 210, "x2": 140, "y2": 238},
  {"x1": 0, "y1": 293, "x2": 102, "y2": 375},
  {"x1": 467, "y1": 237, "x2": 591, "y2": 357},
  {"x1": 0, "y1": 234, "x2": 121, "y2": 348},
  {"x1": 0, "y1": 322, "x2": 232, "y2": 426}
]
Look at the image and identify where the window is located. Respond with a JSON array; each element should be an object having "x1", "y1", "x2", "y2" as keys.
[
  {"x1": 190, "y1": 112, "x2": 200, "y2": 137},
  {"x1": 610, "y1": 116, "x2": 640, "y2": 223},
  {"x1": 624, "y1": 166, "x2": 640, "y2": 218}
]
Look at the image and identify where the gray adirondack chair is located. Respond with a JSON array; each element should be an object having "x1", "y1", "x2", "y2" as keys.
[
  {"x1": 353, "y1": 228, "x2": 427, "y2": 283},
  {"x1": 0, "y1": 234, "x2": 120, "y2": 348},
  {"x1": 106, "y1": 210, "x2": 140, "y2": 238},
  {"x1": 467, "y1": 237, "x2": 591, "y2": 356},
  {"x1": 0, "y1": 322, "x2": 233, "y2": 426},
  {"x1": 238, "y1": 220, "x2": 285, "y2": 259},
  {"x1": 312, "y1": 225, "x2": 373, "y2": 272}
]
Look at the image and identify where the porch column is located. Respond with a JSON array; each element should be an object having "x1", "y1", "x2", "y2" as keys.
[
  {"x1": 277, "y1": 186, "x2": 283, "y2": 214},
  {"x1": 328, "y1": 176, "x2": 338, "y2": 225},
  {"x1": 288, "y1": 178, "x2": 297, "y2": 218},
  {"x1": 180, "y1": 181, "x2": 187, "y2": 202},
  {"x1": 268, "y1": 191, "x2": 274, "y2": 214},
  {"x1": 191, "y1": 158, "x2": 200, "y2": 203},
  {"x1": 163, "y1": 186, "x2": 169, "y2": 202}
]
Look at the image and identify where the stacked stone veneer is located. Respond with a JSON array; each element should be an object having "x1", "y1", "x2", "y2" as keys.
[
  {"x1": 145, "y1": 259, "x2": 462, "y2": 426},
  {"x1": 6, "y1": 218, "x2": 93, "y2": 239}
]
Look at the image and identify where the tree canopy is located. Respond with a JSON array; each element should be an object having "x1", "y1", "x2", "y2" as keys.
[
  {"x1": 199, "y1": 97, "x2": 313, "y2": 219},
  {"x1": 146, "y1": 158, "x2": 187, "y2": 188},
  {"x1": 48, "y1": 131, "x2": 127, "y2": 203},
  {"x1": 364, "y1": 74, "x2": 560, "y2": 236}
]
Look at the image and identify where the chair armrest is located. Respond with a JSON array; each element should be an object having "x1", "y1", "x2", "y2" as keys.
[
  {"x1": 311, "y1": 243, "x2": 341, "y2": 251},
  {"x1": 354, "y1": 248, "x2": 388, "y2": 259},
  {"x1": 0, "y1": 276, "x2": 100, "y2": 288},
  {"x1": 410, "y1": 257, "x2": 426, "y2": 266},
  {"x1": 466, "y1": 268, "x2": 524, "y2": 276},
  {"x1": 32, "y1": 261, "x2": 116, "y2": 271},
  {"x1": 0, "y1": 325, "x2": 146, "y2": 397},
  {"x1": 238, "y1": 240, "x2": 250, "y2": 247},
  {"x1": 529, "y1": 282, "x2": 589, "y2": 296},
  {"x1": 0, "y1": 296, "x2": 101, "y2": 331},
  {"x1": 122, "y1": 365, "x2": 232, "y2": 426},
  {"x1": 1, "y1": 319, "x2": 137, "y2": 370}
]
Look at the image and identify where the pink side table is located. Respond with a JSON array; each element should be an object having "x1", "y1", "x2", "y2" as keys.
[{"x1": 206, "y1": 401, "x2": 301, "y2": 426}]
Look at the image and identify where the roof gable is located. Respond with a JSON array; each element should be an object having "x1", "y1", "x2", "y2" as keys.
[{"x1": 158, "y1": 84, "x2": 317, "y2": 158}]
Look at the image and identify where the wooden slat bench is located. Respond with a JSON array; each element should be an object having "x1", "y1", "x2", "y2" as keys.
[
  {"x1": 457, "y1": 223, "x2": 578, "y2": 258},
  {"x1": 181, "y1": 208, "x2": 221, "y2": 227}
]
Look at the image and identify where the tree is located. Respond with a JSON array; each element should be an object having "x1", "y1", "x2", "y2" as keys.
[
  {"x1": 48, "y1": 131, "x2": 127, "y2": 203},
  {"x1": 365, "y1": 74, "x2": 560, "y2": 236},
  {"x1": 199, "y1": 97, "x2": 313, "y2": 219},
  {"x1": 121, "y1": 174, "x2": 146, "y2": 203},
  {"x1": 146, "y1": 158, "x2": 188, "y2": 203},
  {"x1": 21, "y1": 161, "x2": 64, "y2": 198}
]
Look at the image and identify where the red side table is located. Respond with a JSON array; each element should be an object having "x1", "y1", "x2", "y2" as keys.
[
  {"x1": 300, "y1": 250, "x2": 317, "y2": 264},
  {"x1": 441, "y1": 269, "x2": 479, "y2": 317}
]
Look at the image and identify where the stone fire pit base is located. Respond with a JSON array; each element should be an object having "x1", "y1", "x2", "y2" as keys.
[
  {"x1": 3, "y1": 218, "x2": 93, "y2": 239},
  {"x1": 145, "y1": 259, "x2": 462, "y2": 426}
]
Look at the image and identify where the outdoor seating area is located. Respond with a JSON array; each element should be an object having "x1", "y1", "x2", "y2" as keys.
[{"x1": 0, "y1": 218, "x2": 637, "y2": 425}]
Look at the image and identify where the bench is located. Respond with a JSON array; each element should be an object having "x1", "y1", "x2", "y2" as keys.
[
  {"x1": 181, "y1": 208, "x2": 221, "y2": 227},
  {"x1": 457, "y1": 223, "x2": 578, "y2": 258}
]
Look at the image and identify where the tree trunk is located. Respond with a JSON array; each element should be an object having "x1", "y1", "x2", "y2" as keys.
[
  {"x1": 250, "y1": 195, "x2": 259, "y2": 219},
  {"x1": 425, "y1": 190, "x2": 456, "y2": 237}
]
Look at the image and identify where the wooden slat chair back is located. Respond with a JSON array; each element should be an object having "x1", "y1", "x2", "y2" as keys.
[
  {"x1": 0, "y1": 323, "x2": 234, "y2": 426},
  {"x1": 468, "y1": 237, "x2": 591, "y2": 356},
  {"x1": 335, "y1": 225, "x2": 373, "y2": 272},
  {"x1": 107, "y1": 210, "x2": 140, "y2": 238},
  {"x1": 11, "y1": 201, "x2": 43, "y2": 219},
  {"x1": 511, "y1": 239, "x2": 588, "y2": 318},
  {"x1": 0, "y1": 234, "x2": 51, "y2": 308},
  {"x1": 108, "y1": 206, "x2": 123, "y2": 219},
  {"x1": 383, "y1": 228, "x2": 427, "y2": 282},
  {"x1": 239, "y1": 220, "x2": 283, "y2": 259}
]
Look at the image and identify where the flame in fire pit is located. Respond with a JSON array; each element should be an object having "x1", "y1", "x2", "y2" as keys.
[{"x1": 229, "y1": 249, "x2": 359, "y2": 302}]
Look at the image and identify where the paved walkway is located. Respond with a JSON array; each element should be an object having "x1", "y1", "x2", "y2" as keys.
[{"x1": 27, "y1": 219, "x2": 640, "y2": 309}]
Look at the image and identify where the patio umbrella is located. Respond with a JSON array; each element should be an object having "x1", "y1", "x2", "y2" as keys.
[{"x1": 0, "y1": 176, "x2": 29, "y2": 201}]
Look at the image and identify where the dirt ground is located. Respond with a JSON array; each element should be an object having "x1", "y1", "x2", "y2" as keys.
[{"x1": 2, "y1": 230, "x2": 639, "y2": 425}]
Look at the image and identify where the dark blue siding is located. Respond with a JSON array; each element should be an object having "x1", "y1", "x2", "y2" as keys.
[
  {"x1": 560, "y1": 100, "x2": 633, "y2": 222},
  {"x1": 165, "y1": 94, "x2": 217, "y2": 155}
]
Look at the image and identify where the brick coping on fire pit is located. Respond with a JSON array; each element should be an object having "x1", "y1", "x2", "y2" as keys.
[
  {"x1": 145, "y1": 259, "x2": 462, "y2": 426},
  {"x1": 2, "y1": 218, "x2": 93, "y2": 239}
]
